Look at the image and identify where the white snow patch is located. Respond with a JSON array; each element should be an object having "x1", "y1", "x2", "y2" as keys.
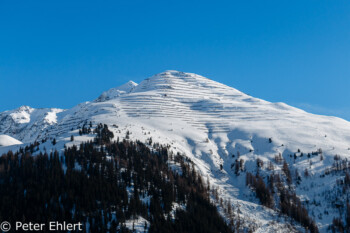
[{"x1": 0, "y1": 134, "x2": 22, "y2": 147}]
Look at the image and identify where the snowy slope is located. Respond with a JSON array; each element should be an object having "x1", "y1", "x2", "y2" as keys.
[
  {"x1": 0, "y1": 134, "x2": 22, "y2": 147},
  {"x1": 1, "y1": 70, "x2": 350, "y2": 232}
]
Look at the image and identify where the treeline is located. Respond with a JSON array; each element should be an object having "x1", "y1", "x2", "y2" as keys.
[
  {"x1": 0, "y1": 124, "x2": 234, "y2": 233},
  {"x1": 246, "y1": 172, "x2": 273, "y2": 208},
  {"x1": 330, "y1": 160, "x2": 350, "y2": 232},
  {"x1": 246, "y1": 158, "x2": 319, "y2": 233},
  {"x1": 332, "y1": 202, "x2": 350, "y2": 232}
]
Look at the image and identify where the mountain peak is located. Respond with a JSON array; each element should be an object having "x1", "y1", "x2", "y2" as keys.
[
  {"x1": 132, "y1": 70, "x2": 240, "y2": 96},
  {"x1": 157, "y1": 70, "x2": 196, "y2": 78},
  {"x1": 159, "y1": 70, "x2": 186, "y2": 76},
  {"x1": 96, "y1": 80, "x2": 138, "y2": 102},
  {"x1": 17, "y1": 105, "x2": 34, "y2": 112},
  {"x1": 118, "y1": 80, "x2": 138, "y2": 90},
  {"x1": 97, "y1": 71, "x2": 235, "y2": 99},
  {"x1": 6, "y1": 105, "x2": 35, "y2": 124}
]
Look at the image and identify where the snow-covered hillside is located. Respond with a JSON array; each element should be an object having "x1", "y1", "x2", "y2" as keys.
[
  {"x1": 0, "y1": 134, "x2": 22, "y2": 147},
  {"x1": 1, "y1": 70, "x2": 350, "y2": 232}
]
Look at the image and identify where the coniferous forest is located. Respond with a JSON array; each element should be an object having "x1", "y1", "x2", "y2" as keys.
[{"x1": 0, "y1": 124, "x2": 234, "y2": 232}]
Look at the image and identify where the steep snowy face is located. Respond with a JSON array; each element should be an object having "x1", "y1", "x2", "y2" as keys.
[
  {"x1": 96, "y1": 81, "x2": 138, "y2": 102},
  {"x1": 125, "y1": 70, "x2": 256, "y2": 128},
  {"x1": 112, "y1": 71, "x2": 350, "y2": 155},
  {"x1": 0, "y1": 106, "x2": 65, "y2": 142}
]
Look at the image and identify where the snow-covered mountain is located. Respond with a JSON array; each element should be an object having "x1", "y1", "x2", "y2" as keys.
[
  {"x1": 1, "y1": 70, "x2": 350, "y2": 232},
  {"x1": 0, "y1": 105, "x2": 64, "y2": 143}
]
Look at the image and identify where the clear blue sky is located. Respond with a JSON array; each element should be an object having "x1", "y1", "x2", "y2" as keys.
[{"x1": 1, "y1": 1, "x2": 349, "y2": 120}]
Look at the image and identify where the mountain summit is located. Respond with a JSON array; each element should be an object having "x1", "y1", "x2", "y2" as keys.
[
  {"x1": 1, "y1": 71, "x2": 350, "y2": 231},
  {"x1": 96, "y1": 80, "x2": 138, "y2": 102}
]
